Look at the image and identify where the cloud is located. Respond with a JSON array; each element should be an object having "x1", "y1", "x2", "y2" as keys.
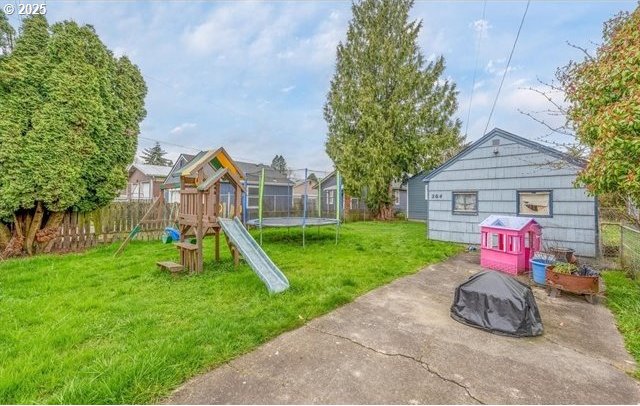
[
  {"x1": 37, "y1": 0, "x2": 632, "y2": 171},
  {"x1": 113, "y1": 46, "x2": 128, "y2": 58},
  {"x1": 458, "y1": 72, "x2": 570, "y2": 144},
  {"x1": 182, "y1": 4, "x2": 272, "y2": 56},
  {"x1": 180, "y1": 2, "x2": 340, "y2": 71},
  {"x1": 274, "y1": 9, "x2": 347, "y2": 69},
  {"x1": 485, "y1": 59, "x2": 518, "y2": 76},
  {"x1": 280, "y1": 85, "x2": 296, "y2": 93},
  {"x1": 170, "y1": 122, "x2": 197, "y2": 135},
  {"x1": 471, "y1": 19, "x2": 491, "y2": 39}
]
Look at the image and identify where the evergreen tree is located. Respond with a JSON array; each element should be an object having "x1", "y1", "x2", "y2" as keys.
[
  {"x1": 271, "y1": 155, "x2": 288, "y2": 173},
  {"x1": 307, "y1": 172, "x2": 318, "y2": 183},
  {"x1": 141, "y1": 142, "x2": 172, "y2": 166},
  {"x1": 0, "y1": 15, "x2": 147, "y2": 256},
  {"x1": 324, "y1": 0, "x2": 462, "y2": 219}
]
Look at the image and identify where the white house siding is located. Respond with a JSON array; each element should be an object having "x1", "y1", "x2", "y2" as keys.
[{"x1": 426, "y1": 130, "x2": 597, "y2": 257}]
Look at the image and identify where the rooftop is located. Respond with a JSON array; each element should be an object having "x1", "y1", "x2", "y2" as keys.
[{"x1": 130, "y1": 164, "x2": 172, "y2": 177}]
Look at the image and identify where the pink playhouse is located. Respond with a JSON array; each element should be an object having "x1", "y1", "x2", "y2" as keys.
[{"x1": 480, "y1": 215, "x2": 542, "y2": 275}]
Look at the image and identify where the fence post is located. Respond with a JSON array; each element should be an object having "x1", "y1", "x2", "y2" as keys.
[{"x1": 620, "y1": 223, "x2": 625, "y2": 268}]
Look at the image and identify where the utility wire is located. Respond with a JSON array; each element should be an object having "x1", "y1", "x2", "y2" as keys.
[
  {"x1": 138, "y1": 136, "x2": 200, "y2": 152},
  {"x1": 464, "y1": 0, "x2": 487, "y2": 138},
  {"x1": 483, "y1": 0, "x2": 531, "y2": 135}
]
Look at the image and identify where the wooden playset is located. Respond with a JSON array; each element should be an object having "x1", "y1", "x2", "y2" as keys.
[{"x1": 156, "y1": 147, "x2": 245, "y2": 273}]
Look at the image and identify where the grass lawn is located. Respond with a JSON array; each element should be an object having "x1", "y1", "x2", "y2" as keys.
[
  {"x1": 602, "y1": 271, "x2": 640, "y2": 380},
  {"x1": 0, "y1": 221, "x2": 460, "y2": 404}
]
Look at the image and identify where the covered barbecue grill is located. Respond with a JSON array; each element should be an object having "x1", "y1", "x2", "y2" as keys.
[{"x1": 451, "y1": 271, "x2": 544, "y2": 337}]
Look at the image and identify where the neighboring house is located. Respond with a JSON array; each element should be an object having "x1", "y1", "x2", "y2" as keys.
[
  {"x1": 316, "y1": 171, "x2": 407, "y2": 216},
  {"x1": 315, "y1": 171, "x2": 364, "y2": 215},
  {"x1": 422, "y1": 128, "x2": 598, "y2": 257},
  {"x1": 117, "y1": 164, "x2": 172, "y2": 201},
  {"x1": 162, "y1": 152, "x2": 293, "y2": 218},
  {"x1": 235, "y1": 161, "x2": 293, "y2": 218},
  {"x1": 391, "y1": 180, "x2": 408, "y2": 216},
  {"x1": 292, "y1": 178, "x2": 319, "y2": 205},
  {"x1": 163, "y1": 153, "x2": 196, "y2": 203},
  {"x1": 292, "y1": 178, "x2": 318, "y2": 198},
  {"x1": 407, "y1": 171, "x2": 428, "y2": 221}
]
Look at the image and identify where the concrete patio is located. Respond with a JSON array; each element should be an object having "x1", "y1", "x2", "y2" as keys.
[{"x1": 166, "y1": 253, "x2": 640, "y2": 404}]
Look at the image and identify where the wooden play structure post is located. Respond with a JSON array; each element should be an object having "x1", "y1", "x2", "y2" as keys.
[{"x1": 157, "y1": 147, "x2": 245, "y2": 274}]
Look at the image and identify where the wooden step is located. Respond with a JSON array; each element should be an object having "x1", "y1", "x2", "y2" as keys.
[
  {"x1": 174, "y1": 242, "x2": 198, "y2": 251},
  {"x1": 157, "y1": 261, "x2": 184, "y2": 274}
]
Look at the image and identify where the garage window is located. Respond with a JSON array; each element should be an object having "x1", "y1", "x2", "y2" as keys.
[
  {"x1": 517, "y1": 190, "x2": 552, "y2": 217},
  {"x1": 452, "y1": 191, "x2": 478, "y2": 215}
]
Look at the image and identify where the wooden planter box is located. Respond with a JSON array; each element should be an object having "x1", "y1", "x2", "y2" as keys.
[{"x1": 545, "y1": 265, "x2": 600, "y2": 303}]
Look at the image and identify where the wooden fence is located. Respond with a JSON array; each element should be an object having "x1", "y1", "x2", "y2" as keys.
[
  {"x1": 49, "y1": 201, "x2": 178, "y2": 252},
  {"x1": 45, "y1": 197, "x2": 376, "y2": 253}
]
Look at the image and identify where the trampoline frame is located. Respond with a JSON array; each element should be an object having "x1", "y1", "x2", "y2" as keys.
[{"x1": 246, "y1": 217, "x2": 340, "y2": 228}]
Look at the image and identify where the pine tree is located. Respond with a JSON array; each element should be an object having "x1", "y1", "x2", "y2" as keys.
[
  {"x1": 0, "y1": 15, "x2": 147, "y2": 256},
  {"x1": 141, "y1": 142, "x2": 172, "y2": 166},
  {"x1": 271, "y1": 155, "x2": 288, "y2": 173},
  {"x1": 307, "y1": 172, "x2": 318, "y2": 183},
  {"x1": 324, "y1": 0, "x2": 462, "y2": 219}
]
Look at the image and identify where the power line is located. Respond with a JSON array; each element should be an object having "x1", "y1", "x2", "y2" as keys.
[
  {"x1": 464, "y1": 0, "x2": 487, "y2": 138},
  {"x1": 483, "y1": 0, "x2": 531, "y2": 135},
  {"x1": 138, "y1": 136, "x2": 200, "y2": 152}
]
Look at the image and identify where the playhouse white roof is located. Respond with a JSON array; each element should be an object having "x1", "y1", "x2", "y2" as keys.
[{"x1": 479, "y1": 215, "x2": 540, "y2": 231}]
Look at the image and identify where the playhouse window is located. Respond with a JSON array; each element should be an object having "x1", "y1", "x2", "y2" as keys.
[
  {"x1": 508, "y1": 236, "x2": 521, "y2": 253},
  {"x1": 517, "y1": 190, "x2": 552, "y2": 217},
  {"x1": 488, "y1": 233, "x2": 501, "y2": 249},
  {"x1": 453, "y1": 191, "x2": 478, "y2": 214}
]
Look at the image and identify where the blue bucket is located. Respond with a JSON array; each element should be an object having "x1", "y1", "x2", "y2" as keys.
[{"x1": 530, "y1": 259, "x2": 553, "y2": 285}]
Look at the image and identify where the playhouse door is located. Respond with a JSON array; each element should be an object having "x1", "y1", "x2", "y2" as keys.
[{"x1": 523, "y1": 231, "x2": 534, "y2": 265}]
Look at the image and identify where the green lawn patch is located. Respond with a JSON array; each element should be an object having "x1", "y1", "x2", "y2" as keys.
[
  {"x1": 602, "y1": 271, "x2": 640, "y2": 379},
  {"x1": 0, "y1": 221, "x2": 459, "y2": 403}
]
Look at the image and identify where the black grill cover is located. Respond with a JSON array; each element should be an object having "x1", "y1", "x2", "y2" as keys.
[{"x1": 451, "y1": 271, "x2": 543, "y2": 337}]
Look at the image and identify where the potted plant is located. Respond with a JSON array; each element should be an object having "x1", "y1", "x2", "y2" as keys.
[{"x1": 545, "y1": 262, "x2": 600, "y2": 303}]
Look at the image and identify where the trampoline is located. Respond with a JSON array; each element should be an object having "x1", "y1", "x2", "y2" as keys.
[
  {"x1": 244, "y1": 167, "x2": 343, "y2": 246},
  {"x1": 247, "y1": 217, "x2": 339, "y2": 227}
]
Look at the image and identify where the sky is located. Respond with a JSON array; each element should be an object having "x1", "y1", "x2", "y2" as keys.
[{"x1": 4, "y1": 0, "x2": 637, "y2": 171}]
